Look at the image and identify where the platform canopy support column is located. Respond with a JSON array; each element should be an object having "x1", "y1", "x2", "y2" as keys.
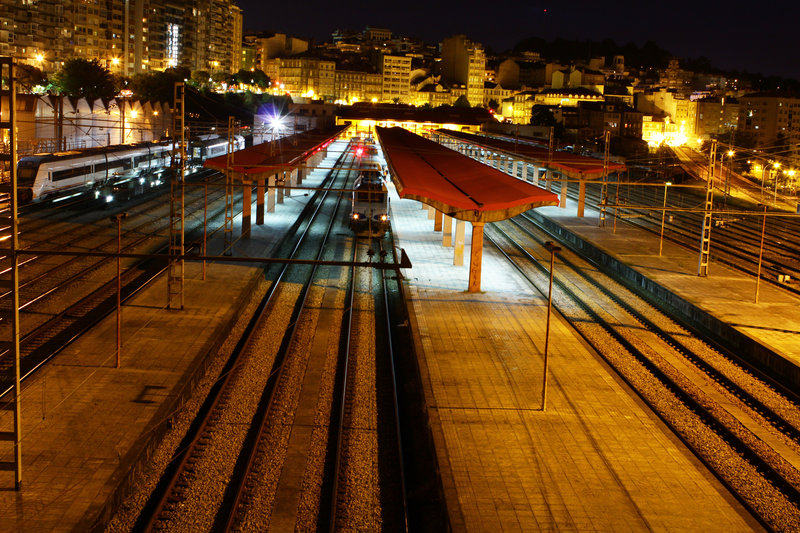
[
  {"x1": 286, "y1": 168, "x2": 295, "y2": 197},
  {"x1": 427, "y1": 204, "x2": 435, "y2": 220},
  {"x1": 512, "y1": 159, "x2": 519, "y2": 178},
  {"x1": 468, "y1": 222, "x2": 485, "y2": 293},
  {"x1": 577, "y1": 180, "x2": 586, "y2": 217},
  {"x1": 454, "y1": 220, "x2": 466, "y2": 266},
  {"x1": 559, "y1": 179, "x2": 568, "y2": 208},
  {"x1": 256, "y1": 177, "x2": 265, "y2": 224},
  {"x1": 268, "y1": 175, "x2": 276, "y2": 212},
  {"x1": 241, "y1": 182, "x2": 252, "y2": 237},
  {"x1": 442, "y1": 215, "x2": 453, "y2": 246},
  {"x1": 277, "y1": 171, "x2": 285, "y2": 204},
  {"x1": 545, "y1": 169, "x2": 553, "y2": 191},
  {"x1": 434, "y1": 209, "x2": 443, "y2": 231},
  {"x1": 296, "y1": 163, "x2": 305, "y2": 185},
  {"x1": 522, "y1": 162, "x2": 529, "y2": 182}
]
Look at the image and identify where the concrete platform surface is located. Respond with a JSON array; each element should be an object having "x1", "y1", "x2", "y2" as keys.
[{"x1": 392, "y1": 186, "x2": 766, "y2": 532}]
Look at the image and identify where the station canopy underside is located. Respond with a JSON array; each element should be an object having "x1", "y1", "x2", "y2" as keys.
[
  {"x1": 204, "y1": 125, "x2": 347, "y2": 178},
  {"x1": 436, "y1": 128, "x2": 627, "y2": 181},
  {"x1": 376, "y1": 126, "x2": 559, "y2": 223}
]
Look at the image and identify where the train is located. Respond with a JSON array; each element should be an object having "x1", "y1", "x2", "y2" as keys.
[
  {"x1": 16, "y1": 134, "x2": 245, "y2": 204},
  {"x1": 349, "y1": 142, "x2": 390, "y2": 237}
]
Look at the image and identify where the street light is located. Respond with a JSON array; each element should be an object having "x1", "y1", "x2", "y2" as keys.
[
  {"x1": 723, "y1": 150, "x2": 734, "y2": 197},
  {"x1": 541, "y1": 241, "x2": 561, "y2": 411},
  {"x1": 659, "y1": 181, "x2": 672, "y2": 256}
]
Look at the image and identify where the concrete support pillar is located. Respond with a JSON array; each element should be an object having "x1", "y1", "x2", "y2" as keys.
[
  {"x1": 256, "y1": 176, "x2": 265, "y2": 224},
  {"x1": 296, "y1": 164, "x2": 305, "y2": 185},
  {"x1": 577, "y1": 180, "x2": 586, "y2": 217},
  {"x1": 242, "y1": 182, "x2": 252, "y2": 237},
  {"x1": 286, "y1": 168, "x2": 295, "y2": 198},
  {"x1": 505, "y1": 157, "x2": 512, "y2": 174},
  {"x1": 278, "y1": 171, "x2": 285, "y2": 204},
  {"x1": 512, "y1": 159, "x2": 519, "y2": 178},
  {"x1": 268, "y1": 175, "x2": 276, "y2": 212},
  {"x1": 454, "y1": 220, "x2": 466, "y2": 266},
  {"x1": 427, "y1": 204, "x2": 435, "y2": 219},
  {"x1": 442, "y1": 215, "x2": 453, "y2": 246},
  {"x1": 468, "y1": 222, "x2": 484, "y2": 293},
  {"x1": 531, "y1": 166, "x2": 539, "y2": 186},
  {"x1": 522, "y1": 163, "x2": 529, "y2": 182},
  {"x1": 560, "y1": 180, "x2": 568, "y2": 208},
  {"x1": 545, "y1": 169, "x2": 553, "y2": 191},
  {"x1": 434, "y1": 209, "x2": 443, "y2": 231}
]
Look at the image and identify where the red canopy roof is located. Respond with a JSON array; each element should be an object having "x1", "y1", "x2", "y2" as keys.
[
  {"x1": 376, "y1": 126, "x2": 558, "y2": 223},
  {"x1": 436, "y1": 129, "x2": 626, "y2": 180},
  {"x1": 204, "y1": 125, "x2": 346, "y2": 176}
]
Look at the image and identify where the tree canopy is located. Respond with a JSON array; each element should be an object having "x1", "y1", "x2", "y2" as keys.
[{"x1": 51, "y1": 58, "x2": 117, "y2": 100}]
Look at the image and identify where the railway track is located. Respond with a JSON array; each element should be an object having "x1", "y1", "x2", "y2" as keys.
[
  {"x1": 133, "y1": 140, "x2": 411, "y2": 532},
  {"x1": 486, "y1": 214, "x2": 800, "y2": 530},
  {"x1": 0, "y1": 170, "x2": 246, "y2": 396},
  {"x1": 558, "y1": 175, "x2": 800, "y2": 294}
]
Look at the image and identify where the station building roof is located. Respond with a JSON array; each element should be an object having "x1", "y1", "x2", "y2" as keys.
[
  {"x1": 204, "y1": 125, "x2": 347, "y2": 177},
  {"x1": 376, "y1": 126, "x2": 558, "y2": 223},
  {"x1": 436, "y1": 129, "x2": 627, "y2": 180}
]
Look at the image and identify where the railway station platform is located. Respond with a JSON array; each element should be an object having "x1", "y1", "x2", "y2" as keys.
[
  {"x1": 391, "y1": 186, "x2": 778, "y2": 531},
  {"x1": 0, "y1": 142, "x2": 348, "y2": 532}
]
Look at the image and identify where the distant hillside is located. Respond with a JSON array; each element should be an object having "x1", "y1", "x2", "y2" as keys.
[
  {"x1": 512, "y1": 37, "x2": 673, "y2": 70},
  {"x1": 512, "y1": 36, "x2": 800, "y2": 91}
]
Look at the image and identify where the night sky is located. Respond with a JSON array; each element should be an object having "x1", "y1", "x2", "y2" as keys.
[{"x1": 235, "y1": 0, "x2": 800, "y2": 81}]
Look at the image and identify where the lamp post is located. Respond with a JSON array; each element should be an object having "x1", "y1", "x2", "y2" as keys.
[
  {"x1": 772, "y1": 162, "x2": 781, "y2": 206},
  {"x1": 723, "y1": 150, "x2": 734, "y2": 198},
  {"x1": 112, "y1": 212, "x2": 129, "y2": 368},
  {"x1": 659, "y1": 181, "x2": 672, "y2": 256},
  {"x1": 541, "y1": 241, "x2": 561, "y2": 411},
  {"x1": 754, "y1": 205, "x2": 767, "y2": 304}
]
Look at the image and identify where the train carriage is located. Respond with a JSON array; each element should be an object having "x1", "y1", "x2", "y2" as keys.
[{"x1": 350, "y1": 144, "x2": 390, "y2": 237}]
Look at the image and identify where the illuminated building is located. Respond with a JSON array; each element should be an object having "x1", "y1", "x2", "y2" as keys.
[
  {"x1": 695, "y1": 97, "x2": 739, "y2": 138},
  {"x1": 279, "y1": 57, "x2": 336, "y2": 100},
  {"x1": 738, "y1": 92, "x2": 800, "y2": 148},
  {"x1": 440, "y1": 35, "x2": 485, "y2": 106},
  {"x1": 381, "y1": 55, "x2": 411, "y2": 103},
  {"x1": 0, "y1": 0, "x2": 242, "y2": 75},
  {"x1": 334, "y1": 69, "x2": 382, "y2": 104}
]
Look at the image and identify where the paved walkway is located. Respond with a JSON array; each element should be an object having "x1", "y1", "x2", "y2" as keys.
[{"x1": 391, "y1": 185, "x2": 766, "y2": 531}]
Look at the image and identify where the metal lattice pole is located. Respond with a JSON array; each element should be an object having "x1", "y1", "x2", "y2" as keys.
[
  {"x1": 168, "y1": 82, "x2": 185, "y2": 309},
  {"x1": 0, "y1": 57, "x2": 22, "y2": 490},
  {"x1": 698, "y1": 140, "x2": 717, "y2": 277},
  {"x1": 599, "y1": 130, "x2": 610, "y2": 227},
  {"x1": 223, "y1": 116, "x2": 236, "y2": 256}
]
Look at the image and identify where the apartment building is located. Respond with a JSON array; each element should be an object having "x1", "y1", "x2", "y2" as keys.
[
  {"x1": 334, "y1": 69, "x2": 382, "y2": 104},
  {"x1": 440, "y1": 35, "x2": 485, "y2": 106},
  {"x1": 0, "y1": 0, "x2": 242, "y2": 75},
  {"x1": 695, "y1": 97, "x2": 739, "y2": 138},
  {"x1": 279, "y1": 57, "x2": 336, "y2": 100},
  {"x1": 381, "y1": 54, "x2": 411, "y2": 103},
  {"x1": 738, "y1": 92, "x2": 800, "y2": 147}
]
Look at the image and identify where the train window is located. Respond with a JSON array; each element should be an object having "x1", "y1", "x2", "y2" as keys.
[
  {"x1": 53, "y1": 166, "x2": 88, "y2": 181},
  {"x1": 18, "y1": 167, "x2": 37, "y2": 185}
]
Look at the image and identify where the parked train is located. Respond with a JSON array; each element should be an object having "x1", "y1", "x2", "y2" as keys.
[
  {"x1": 16, "y1": 134, "x2": 245, "y2": 204},
  {"x1": 349, "y1": 143, "x2": 390, "y2": 237}
]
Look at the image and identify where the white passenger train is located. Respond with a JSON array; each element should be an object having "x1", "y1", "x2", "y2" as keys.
[
  {"x1": 349, "y1": 141, "x2": 390, "y2": 237},
  {"x1": 16, "y1": 135, "x2": 245, "y2": 204}
]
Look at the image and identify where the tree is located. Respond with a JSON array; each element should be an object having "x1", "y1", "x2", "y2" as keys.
[
  {"x1": 15, "y1": 64, "x2": 48, "y2": 93},
  {"x1": 51, "y1": 58, "x2": 117, "y2": 100},
  {"x1": 189, "y1": 70, "x2": 211, "y2": 89},
  {"x1": 530, "y1": 105, "x2": 557, "y2": 127},
  {"x1": 487, "y1": 99, "x2": 499, "y2": 112},
  {"x1": 454, "y1": 95, "x2": 470, "y2": 107},
  {"x1": 130, "y1": 69, "x2": 189, "y2": 103}
]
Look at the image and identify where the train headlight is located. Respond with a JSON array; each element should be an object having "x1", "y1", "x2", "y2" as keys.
[
  {"x1": 352, "y1": 213, "x2": 360, "y2": 220},
  {"x1": 105, "y1": 195, "x2": 114, "y2": 203},
  {"x1": 94, "y1": 190, "x2": 100, "y2": 199},
  {"x1": 379, "y1": 214, "x2": 388, "y2": 221}
]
